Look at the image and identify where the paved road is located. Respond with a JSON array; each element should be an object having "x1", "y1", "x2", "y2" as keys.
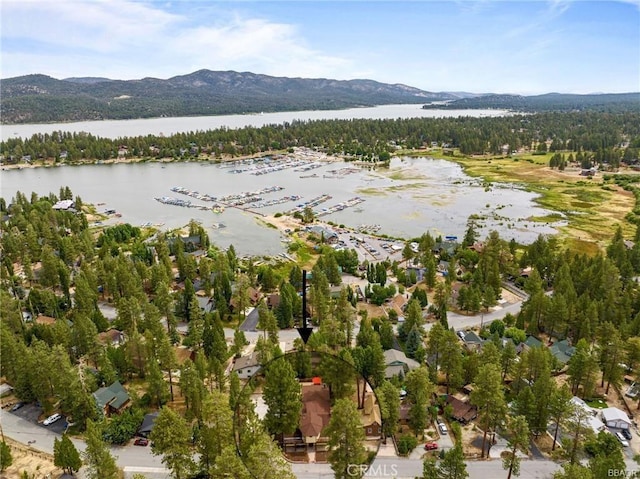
[{"x1": 5, "y1": 406, "x2": 640, "y2": 479}]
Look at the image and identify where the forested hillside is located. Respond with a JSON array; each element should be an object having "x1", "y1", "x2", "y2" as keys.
[
  {"x1": 0, "y1": 70, "x2": 453, "y2": 124},
  {"x1": 2, "y1": 111, "x2": 638, "y2": 165},
  {"x1": 424, "y1": 92, "x2": 640, "y2": 113}
]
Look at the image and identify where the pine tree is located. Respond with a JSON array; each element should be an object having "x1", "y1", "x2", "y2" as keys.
[
  {"x1": 83, "y1": 420, "x2": 119, "y2": 479},
  {"x1": 150, "y1": 407, "x2": 196, "y2": 479},
  {"x1": 0, "y1": 442, "x2": 12, "y2": 472},
  {"x1": 326, "y1": 398, "x2": 368, "y2": 479},
  {"x1": 54, "y1": 434, "x2": 82, "y2": 475},
  {"x1": 263, "y1": 357, "x2": 302, "y2": 440},
  {"x1": 502, "y1": 415, "x2": 529, "y2": 479},
  {"x1": 470, "y1": 364, "x2": 506, "y2": 458}
]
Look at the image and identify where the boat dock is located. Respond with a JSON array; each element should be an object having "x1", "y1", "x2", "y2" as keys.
[
  {"x1": 286, "y1": 194, "x2": 333, "y2": 214},
  {"x1": 154, "y1": 196, "x2": 221, "y2": 212},
  {"x1": 314, "y1": 197, "x2": 365, "y2": 217},
  {"x1": 251, "y1": 195, "x2": 303, "y2": 209}
]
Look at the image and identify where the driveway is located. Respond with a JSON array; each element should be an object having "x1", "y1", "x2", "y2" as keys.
[{"x1": 9, "y1": 403, "x2": 68, "y2": 434}]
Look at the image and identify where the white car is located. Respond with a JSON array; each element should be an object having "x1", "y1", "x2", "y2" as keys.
[
  {"x1": 43, "y1": 413, "x2": 62, "y2": 426},
  {"x1": 615, "y1": 431, "x2": 630, "y2": 447},
  {"x1": 438, "y1": 422, "x2": 448, "y2": 435}
]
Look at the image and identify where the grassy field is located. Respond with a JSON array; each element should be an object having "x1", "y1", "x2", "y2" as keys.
[{"x1": 405, "y1": 149, "x2": 636, "y2": 253}]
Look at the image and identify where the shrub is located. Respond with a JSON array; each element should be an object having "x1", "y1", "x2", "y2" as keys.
[{"x1": 396, "y1": 434, "x2": 418, "y2": 456}]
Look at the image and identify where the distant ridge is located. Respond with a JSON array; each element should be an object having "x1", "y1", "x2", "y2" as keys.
[
  {"x1": 423, "y1": 92, "x2": 640, "y2": 113},
  {"x1": 0, "y1": 69, "x2": 458, "y2": 124}
]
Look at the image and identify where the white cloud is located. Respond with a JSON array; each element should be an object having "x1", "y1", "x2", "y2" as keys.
[{"x1": 0, "y1": 0, "x2": 352, "y2": 80}]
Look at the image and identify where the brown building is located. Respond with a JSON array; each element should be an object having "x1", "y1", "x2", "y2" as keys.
[
  {"x1": 445, "y1": 395, "x2": 478, "y2": 424},
  {"x1": 299, "y1": 384, "x2": 331, "y2": 448},
  {"x1": 361, "y1": 393, "x2": 382, "y2": 438}
]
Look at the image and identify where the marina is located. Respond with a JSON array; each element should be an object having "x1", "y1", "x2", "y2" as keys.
[
  {"x1": 251, "y1": 195, "x2": 303, "y2": 209},
  {"x1": 286, "y1": 194, "x2": 333, "y2": 214},
  {"x1": 315, "y1": 197, "x2": 365, "y2": 217},
  {"x1": 154, "y1": 196, "x2": 217, "y2": 211},
  {"x1": 3, "y1": 156, "x2": 562, "y2": 256}
]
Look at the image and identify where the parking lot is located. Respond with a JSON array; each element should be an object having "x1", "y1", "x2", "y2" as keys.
[
  {"x1": 8, "y1": 403, "x2": 68, "y2": 435},
  {"x1": 330, "y1": 228, "x2": 406, "y2": 264}
]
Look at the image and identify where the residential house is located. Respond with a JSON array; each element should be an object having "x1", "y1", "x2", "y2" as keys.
[
  {"x1": 97, "y1": 328, "x2": 125, "y2": 347},
  {"x1": 137, "y1": 411, "x2": 159, "y2": 438},
  {"x1": 174, "y1": 346, "x2": 196, "y2": 365},
  {"x1": 468, "y1": 242, "x2": 485, "y2": 253},
  {"x1": 196, "y1": 295, "x2": 215, "y2": 313},
  {"x1": 389, "y1": 294, "x2": 408, "y2": 318},
  {"x1": 361, "y1": 393, "x2": 382, "y2": 438},
  {"x1": 462, "y1": 331, "x2": 484, "y2": 352},
  {"x1": 516, "y1": 336, "x2": 543, "y2": 355},
  {"x1": 570, "y1": 397, "x2": 606, "y2": 434},
  {"x1": 230, "y1": 286, "x2": 261, "y2": 310},
  {"x1": 309, "y1": 226, "x2": 339, "y2": 245},
  {"x1": 0, "y1": 383, "x2": 14, "y2": 398},
  {"x1": 93, "y1": 381, "x2": 130, "y2": 416},
  {"x1": 233, "y1": 352, "x2": 261, "y2": 380},
  {"x1": 384, "y1": 349, "x2": 420, "y2": 380},
  {"x1": 432, "y1": 241, "x2": 457, "y2": 257},
  {"x1": 602, "y1": 407, "x2": 632, "y2": 430},
  {"x1": 52, "y1": 200, "x2": 75, "y2": 211},
  {"x1": 399, "y1": 402, "x2": 411, "y2": 426},
  {"x1": 299, "y1": 384, "x2": 331, "y2": 448},
  {"x1": 444, "y1": 395, "x2": 478, "y2": 424},
  {"x1": 549, "y1": 339, "x2": 575, "y2": 366},
  {"x1": 266, "y1": 293, "x2": 281, "y2": 309},
  {"x1": 35, "y1": 315, "x2": 56, "y2": 326},
  {"x1": 406, "y1": 266, "x2": 425, "y2": 282}
]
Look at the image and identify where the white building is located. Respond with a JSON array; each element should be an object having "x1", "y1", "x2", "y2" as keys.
[{"x1": 602, "y1": 407, "x2": 632, "y2": 430}]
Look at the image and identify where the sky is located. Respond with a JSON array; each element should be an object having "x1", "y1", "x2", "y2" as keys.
[{"x1": 1, "y1": 0, "x2": 639, "y2": 95}]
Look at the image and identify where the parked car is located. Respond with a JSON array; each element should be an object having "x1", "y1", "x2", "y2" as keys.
[
  {"x1": 615, "y1": 431, "x2": 630, "y2": 447},
  {"x1": 424, "y1": 442, "x2": 439, "y2": 451},
  {"x1": 134, "y1": 438, "x2": 149, "y2": 446},
  {"x1": 621, "y1": 428, "x2": 633, "y2": 440},
  {"x1": 10, "y1": 402, "x2": 25, "y2": 412},
  {"x1": 43, "y1": 413, "x2": 62, "y2": 426},
  {"x1": 438, "y1": 422, "x2": 448, "y2": 435}
]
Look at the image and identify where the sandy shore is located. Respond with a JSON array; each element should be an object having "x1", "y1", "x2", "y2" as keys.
[
  {"x1": 263, "y1": 214, "x2": 304, "y2": 235},
  {"x1": 0, "y1": 150, "x2": 291, "y2": 171}
]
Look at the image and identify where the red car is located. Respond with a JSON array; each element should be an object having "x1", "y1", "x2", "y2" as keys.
[
  {"x1": 424, "y1": 442, "x2": 438, "y2": 451},
  {"x1": 134, "y1": 438, "x2": 149, "y2": 446}
]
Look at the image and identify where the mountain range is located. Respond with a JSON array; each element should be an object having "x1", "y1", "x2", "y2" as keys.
[
  {"x1": 1, "y1": 70, "x2": 637, "y2": 124},
  {"x1": 0, "y1": 70, "x2": 458, "y2": 124}
]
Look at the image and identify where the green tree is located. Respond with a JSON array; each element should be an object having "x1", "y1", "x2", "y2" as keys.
[
  {"x1": 405, "y1": 367, "x2": 434, "y2": 436},
  {"x1": 587, "y1": 430, "x2": 626, "y2": 479},
  {"x1": 0, "y1": 442, "x2": 12, "y2": 472},
  {"x1": 197, "y1": 390, "x2": 234, "y2": 471},
  {"x1": 438, "y1": 443, "x2": 469, "y2": 479},
  {"x1": 54, "y1": 434, "x2": 82, "y2": 475},
  {"x1": 567, "y1": 339, "x2": 599, "y2": 397},
  {"x1": 150, "y1": 407, "x2": 196, "y2": 479},
  {"x1": 83, "y1": 420, "x2": 119, "y2": 479},
  {"x1": 549, "y1": 384, "x2": 573, "y2": 451},
  {"x1": 325, "y1": 398, "x2": 368, "y2": 479},
  {"x1": 263, "y1": 357, "x2": 302, "y2": 440},
  {"x1": 378, "y1": 380, "x2": 400, "y2": 440},
  {"x1": 470, "y1": 364, "x2": 506, "y2": 458},
  {"x1": 502, "y1": 415, "x2": 529, "y2": 479},
  {"x1": 552, "y1": 463, "x2": 593, "y2": 479}
]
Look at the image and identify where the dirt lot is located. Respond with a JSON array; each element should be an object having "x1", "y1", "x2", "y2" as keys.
[{"x1": 1, "y1": 437, "x2": 58, "y2": 479}]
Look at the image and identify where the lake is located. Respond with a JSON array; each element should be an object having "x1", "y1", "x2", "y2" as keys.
[
  {"x1": 0, "y1": 155, "x2": 562, "y2": 256},
  {"x1": 1, "y1": 104, "x2": 511, "y2": 141}
]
